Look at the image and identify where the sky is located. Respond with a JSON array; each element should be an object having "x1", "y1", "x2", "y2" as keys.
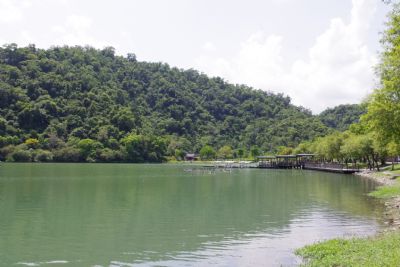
[{"x1": 0, "y1": 0, "x2": 392, "y2": 113}]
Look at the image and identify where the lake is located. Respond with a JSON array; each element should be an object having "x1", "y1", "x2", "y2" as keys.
[{"x1": 0, "y1": 163, "x2": 384, "y2": 266}]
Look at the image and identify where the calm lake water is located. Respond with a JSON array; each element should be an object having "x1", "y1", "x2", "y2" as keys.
[{"x1": 0, "y1": 163, "x2": 384, "y2": 266}]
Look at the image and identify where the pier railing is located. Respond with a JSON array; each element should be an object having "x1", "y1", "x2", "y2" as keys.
[{"x1": 256, "y1": 155, "x2": 360, "y2": 173}]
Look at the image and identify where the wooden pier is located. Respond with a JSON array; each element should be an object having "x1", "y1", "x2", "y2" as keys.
[
  {"x1": 302, "y1": 163, "x2": 359, "y2": 174},
  {"x1": 257, "y1": 154, "x2": 360, "y2": 174}
]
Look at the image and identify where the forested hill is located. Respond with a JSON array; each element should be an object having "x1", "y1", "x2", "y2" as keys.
[
  {"x1": 318, "y1": 104, "x2": 366, "y2": 132},
  {"x1": 1, "y1": 44, "x2": 334, "y2": 162}
]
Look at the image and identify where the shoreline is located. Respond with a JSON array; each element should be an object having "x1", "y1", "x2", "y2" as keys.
[
  {"x1": 354, "y1": 170, "x2": 400, "y2": 230},
  {"x1": 296, "y1": 169, "x2": 400, "y2": 266}
]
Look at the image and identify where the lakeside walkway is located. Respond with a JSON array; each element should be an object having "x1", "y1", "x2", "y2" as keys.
[{"x1": 257, "y1": 154, "x2": 360, "y2": 174}]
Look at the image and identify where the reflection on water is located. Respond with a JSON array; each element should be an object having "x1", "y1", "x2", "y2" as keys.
[
  {"x1": 127, "y1": 211, "x2": 378, "y2": 267},
  {"x1": 0, "y1": 163, "x2": 384, "y2": 266}
]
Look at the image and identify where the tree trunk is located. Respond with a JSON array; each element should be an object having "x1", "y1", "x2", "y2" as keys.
[
  {"x1": 372, "y1": 154, "x2": 380, "y2": 171},
  {"x1": 366, "y1": 156, "x2": 372, "y2": 170},
  {"x1": 392, "y1": 157, "x2": 395, "y2": 171}
]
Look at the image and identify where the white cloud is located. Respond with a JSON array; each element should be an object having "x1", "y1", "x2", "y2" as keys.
[
  {"x1": 66, "y1": 15, "x2": 92, "y2": 33},
  {"x1": 196, "y1": 33, "x2": 285, "y2": 89},
  {"x1": 51, "y1": 15, "x2": 109, "y2": 48},
  {"x1": 202, "y1": 41, "x2": 217, "y2": 52},
  {"x1": 19, "y1": 30, "x2": 34, "y2": 44},
  {"x1": 120, "y1": 30, "x2": 130, "y2": 38},
  {"x1": 52, "y1": 0, "x2": 68, "y2": 5},
  {"x1": 195, "y1": 0, "x2": 378, "y2": 113},
  {"x1": 0, "y1": 0, "x2": 31, "y2": 23}
]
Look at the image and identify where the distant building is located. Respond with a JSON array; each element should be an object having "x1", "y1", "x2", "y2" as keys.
[{"x1": 185, "y1": 153, "x2": 199, "y2": 161}]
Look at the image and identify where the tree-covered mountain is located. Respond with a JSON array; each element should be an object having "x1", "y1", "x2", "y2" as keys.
[
  {"x1": 318, "y1": 104, "x2": 366, "y2": 132},
  {"x1": 0, "y1": 44, "x2": 334, "y2": 162}
]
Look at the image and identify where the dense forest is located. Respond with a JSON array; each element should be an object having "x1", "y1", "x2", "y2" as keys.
[
  {"x1": 0, "y1": 44, "x2": 362, "y2": 162},
  {"x1": 318, "y1": 104, "x2": 366, "y2": 132}
]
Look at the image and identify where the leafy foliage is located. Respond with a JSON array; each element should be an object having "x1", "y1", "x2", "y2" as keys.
[
  {"x1": 0, "y1": 44, "x2": 337, "y2": 162},
  {"x1": 217, "y1": 145, "x2": 233, "y2": 159},
  {"x1": 291, "y1": 130, "x2": 386, "y2": 170},
  {"x1": 318, "y1": 104, "x2": 366, "y2": 131},
  {"x1": 199, "y1": 145, "x2": 216, "y2": 160},
  {"x1": 363, "y1": 3, "x2": 400, "y2": 148}
]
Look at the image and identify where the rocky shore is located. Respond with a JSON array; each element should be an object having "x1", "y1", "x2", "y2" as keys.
[{"x1": 355, "y1": 170, "x2": 400, "y2": 230}]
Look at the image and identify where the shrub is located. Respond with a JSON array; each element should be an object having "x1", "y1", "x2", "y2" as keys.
[
  {"x1": 10, "y1": 149, "x2": 32, "y2": 162},
  {"x1": 200, "y1": 145, "x2": 216, "y2": 160},
  {"x1": 0, "y1": 145, "x2": 15, "y2": 161},
  {"x1": 25, "y1": 138, "x2": 39, "y2": 148},
  {"x1": 53, "y1": 147, "x2": 83, "y2": 162},
  {"x1": 34, "y1": 149, "x2": 53, "y2": 162},
  {"x1": 77, "y1": 138, "x2": 103, "y2": 160},
  {"x1": 0, "y1": 136, "x2": 19, "y2": 148},
  {"x1": 97, "y1": 148, "x2": 122, "y2": 162}
]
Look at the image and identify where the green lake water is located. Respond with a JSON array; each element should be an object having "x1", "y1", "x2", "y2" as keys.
[{"x1": 0, "y1": 163, "x2": 384, "y2": 266}]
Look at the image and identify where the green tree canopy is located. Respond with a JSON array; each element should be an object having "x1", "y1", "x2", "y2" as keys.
[
  {"x1": 363, "y1": 3, "x2": 400, "y2": 147},
  {"x1": 77, "y1": 138, "x2": 102, "y2": 160},
  {"x1": 0, "y1": 44, "x2": 361, "y2": 163},
  {"x1": 217, "y1": 145, "x2": 233, "y2": 159},
  {"x1": 200, "y1": 145, "x2": 216, "y2": 160}
]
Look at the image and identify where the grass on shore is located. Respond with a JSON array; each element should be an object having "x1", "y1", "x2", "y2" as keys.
[
  {"x1": 369, "y1": 185, "x2": 400, "y2": 198},
  {"x1": 391, "y1": 164, "x2": 400, "y2": 172},
  {"x1": 296, "y1": 232, "x2": 400, "y2": 267},
  {"x1": 368, "y1": 177, "x2": 400, "y2": 198},
  {"x1": 382, "y1": 163, "x2": 400, "y2": 173}
]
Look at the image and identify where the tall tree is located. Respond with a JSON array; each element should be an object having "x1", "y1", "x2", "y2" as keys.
[{"x1": 364, "y1": 3, "x2": 400, "y2": 147}]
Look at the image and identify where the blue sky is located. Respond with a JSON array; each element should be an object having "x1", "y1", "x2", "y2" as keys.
[{"x1": 0, "y1": 0, "x2": 391, "y2": 112}]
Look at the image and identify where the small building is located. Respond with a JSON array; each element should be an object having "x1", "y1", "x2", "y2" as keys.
[
  {"x1": 257, "y1": 154, "x2": 316, "y2": 169},
  {"x1": 257, "y1": 156, "x2": 276, "y2": 168},
  {"x1": 185, "y1": 153, "x2": 199, "y2": 161},
  {"x1": 296, "y1": 154, "x2": 316, "y2": 166},
  {"x1": 276, "y1": 155, "x2": 298, "y2": 168}
]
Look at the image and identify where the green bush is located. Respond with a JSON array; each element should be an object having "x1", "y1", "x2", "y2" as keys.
[
  {"x1": 53, "y1": 147, "x2": 83, "y2": 162},
  {"x1": 97, "y1": 148, "x2": 123, "y2": 162},
  {"x1": 77, "y1": 138, "x2": 103, "y2": 160},
  {"x1": 0, "y1": 136, "x2": 20, "y2": 148},
  {"x1": 10, "y1": 149, "x2": 32, "y2": 162},
  {"x1": 0, "y1": 145, "x2": 15, "y2": 161},
  {"x1": 200, "y1": 145, "x2": 216, "y2": 160},
  {"x1": 25, "y1": 138, "x2": 40, "y2": 148},
  {"x1": 34, "y1": 149, "x2": 53, "y2": 162}
]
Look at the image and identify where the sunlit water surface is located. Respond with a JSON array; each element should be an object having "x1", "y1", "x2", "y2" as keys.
[{"x1": 0, "y1": 163, "x2": 384, "y2": 266}]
